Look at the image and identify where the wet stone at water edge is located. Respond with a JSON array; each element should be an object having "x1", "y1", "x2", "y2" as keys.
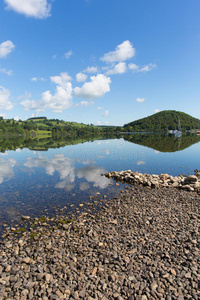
[
  {"x1": 104, "y1": 170, "x2": 200, "y2": 193},
  {"x1": 0, "y1": 184, "x2": 200, "y2": 299}
]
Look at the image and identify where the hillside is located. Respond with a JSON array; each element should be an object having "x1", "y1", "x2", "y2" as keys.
[
  {"x1": 123, "y1": 110, "x2": 200, "y2": 132},
  {"x1": 0, "y1": 117, "x2": 120, "y2": 138}
]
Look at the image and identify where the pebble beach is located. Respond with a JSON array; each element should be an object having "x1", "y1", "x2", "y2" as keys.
[{"x1": 0, "y1": 178, "x2": 200, "y2": 299}]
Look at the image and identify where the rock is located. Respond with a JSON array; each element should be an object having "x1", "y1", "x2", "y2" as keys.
[
  {"x1": 171, "y1": 268, "x2": 176, "y2": 276},
  {"x1": 0, "y1": 180, "x2": 200, "y2": 299},
  {"x1": 185, "y1": 175, "x2": 198, "y2": 182},
  {"x1": 23, "y1": 257, "x2": 31, "y2": 264},
  {"x1": 63, "y1": 224, "x2": 70, "y2": 230},
  {"x1": 151, "y1": 281, "x2": 158, "y2": 291},
  {"x1": 21, "y1": 215, "x2": 31, "y2": 220},
  {"x1": 45, "y1": 273, "x2": 51, "y2": 282}
]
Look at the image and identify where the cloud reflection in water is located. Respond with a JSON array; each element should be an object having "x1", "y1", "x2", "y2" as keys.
[
  {"x1": 0, "y1": 158, "x2": 16, "y2": 184},
  {"x1": 24, "y1": 154, "x2": 110, "y2": 190}
]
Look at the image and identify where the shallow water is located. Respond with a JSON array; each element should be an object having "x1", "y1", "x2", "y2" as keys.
[{"x1": 0, "y1": 133, "x2": 200, "y2": 231}]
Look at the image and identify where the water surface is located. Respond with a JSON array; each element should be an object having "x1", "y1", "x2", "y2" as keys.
[{"x1": 0, "y1": 133, "x2": 200, "y2": 231}]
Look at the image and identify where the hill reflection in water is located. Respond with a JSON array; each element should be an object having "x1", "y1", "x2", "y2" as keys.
[{"x1": 123, "y1": 133, "x2": 200, "y2": 152}]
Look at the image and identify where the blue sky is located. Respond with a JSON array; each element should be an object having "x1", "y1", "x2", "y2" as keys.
[{"x1": 0, "y1": 0, "x2": 200, "y2": 125}]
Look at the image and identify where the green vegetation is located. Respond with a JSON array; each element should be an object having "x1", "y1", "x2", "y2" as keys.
[
  {"x1": 0, "y1": 116, "x2": 121, "y2": 139},
  {"x1": 15, "y1": 227, "x2": 26, "y2": 233},
  {"x1": 124, "y1": 110, "x2": 200, "y2": 132},
  {"x1": 0, "y1": 110, "x2": 199, "y2": 141}
]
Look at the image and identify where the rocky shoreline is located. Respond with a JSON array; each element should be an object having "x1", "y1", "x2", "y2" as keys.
[
  {"x1": 0, "y1": 181, "x2": 200, "y2": 299},
  {"x1": 104, "y1": 170, "x2": 200, "y2": 193}
]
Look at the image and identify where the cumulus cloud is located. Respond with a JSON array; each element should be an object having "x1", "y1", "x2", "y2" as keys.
[
  {"x1": 0, "y1": 67, "x2": 13, "y2": 75},
  {"x1": 0, "y1": 86, "x2": 13, "y2": 110},
  {"x1": 0, "y1": 40, "x2": 15, "y2": 58},
  {"x1": 154, "y1": 109, "x2": 160, "y2": 113},
  {"x1": 102, "y1": 110, "x2": 109, "y2": 117},
  {"x1": 50, "y1": 72, "x2": 72, "y2": 86},
  {"x1": 21, "y1": 72, "x2": 73, "y2": 113},
  {"x1": 74, "y1": 74, "x2": 111, "y2": 100},
  {"x1": 76, "y1": 72, "x2": 88, "y2": 82},
  {"x1": 136, "y1": 97, "x2": 145, "y2": 103},
  {"x1": 64, "y1": 50, "x2": 73, "y2": 59},
  {"x1": 97, "y1": 107, "x2": 104, "y2": 110},
  {"x1": 106, "y1": 62, "x2": 127, "y2": 75},
  {"x1": 4, "y1": 0, "x2": 51, "y2": 19},
  {"x1": 83, "y1": 66, "x2": 98, "y2": 73},
  {"x1": 100, "y1": 40, "x2": 135, "y2": 63}
]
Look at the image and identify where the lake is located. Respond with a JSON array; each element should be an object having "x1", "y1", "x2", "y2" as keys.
[{"x1": 0, "y1": 133, "x2": 200, "y2": 232}]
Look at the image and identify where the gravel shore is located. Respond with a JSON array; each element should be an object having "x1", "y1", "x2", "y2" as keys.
[{"x1": 0, "y1": 185, "x2": 200, "y2": 299}]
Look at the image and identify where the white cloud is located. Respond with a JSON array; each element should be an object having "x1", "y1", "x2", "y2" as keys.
[
  {"x1": 102, "y1": 110, "x2": 109, "y2": 117},
  {"x1": 0, "y1": 67, "x2": 13, "y2": 75},
  {"x1": 21, "y1": 72, "x2": 73, "y2": 113},
  {"x1": 0, "y1": 113, "x2": 7, "y2": 119},
  {"x1": 100, "y1": 40, "x2": 135, "y2": 63},
  {"x1": 0, "y1": 86, "x2": 13, "y2": 110},
  {"x1": 31, "y1": 77, "x2": 44, "y2": 82},
  {"x1": 138, "y1": 63, "x2": 157, "y2": 72},
  {"x1": 64, "y1": 50, "x2": 73, "y2": 59},
  {"x1": 128, "y1": 63, "x2": 139, "y2": 71},
  {"x1": 14, "y1": 115, "x2": 20, "y2": 121},
  {"x1": 0, "y1": 40, "x2": 15, "y2": 58},
  {"x1": 42, "y1": 84, "x2": 73, "y2": 113},
  {"x1": 83, "y1": 66, "x2": 98, "y2": 73},
  {"x1": 50, "y1": 72, "x2": 72, "y2": 86},
  {"x1": 129, "y1": 63, "x2": 157, "y2": 73},
  {"x1": 154, "y1": 109, "x2": 160, "y2": 113},
  {"x1": 75, "y1": 100, "x2": 94, "y2": 107},
  {"x1": 4, "y1": 0, "x2": 51, "y2": 19},
  {"x1": 136, "y1": 97, "x2": 145, "y2": 103},
  {"x1": 74, "y1": 74, "x2": 111, "y2": 100},
  {"x1": 76, "y1": 72, "x2": 88, "y2": 82},
  {"x1": 106, "y1": 62, "x2": 127, "y2": 75},
  {"x1": 97, "y1": 106, "x2": 104, "y2": 110}
]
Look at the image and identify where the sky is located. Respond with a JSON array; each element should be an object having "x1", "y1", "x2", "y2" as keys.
[{"x1": 0, "y1": 0, "x2": 200, "y2": 126}]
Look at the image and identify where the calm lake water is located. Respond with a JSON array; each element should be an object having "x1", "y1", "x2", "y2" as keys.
[{"x1": 0, "y1": 133, "x2": 200, "y2": 231}]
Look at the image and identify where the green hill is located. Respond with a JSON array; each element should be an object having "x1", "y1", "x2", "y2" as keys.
[{"x1": 123, "y1": 110, "x2": 200, "y2": 132}]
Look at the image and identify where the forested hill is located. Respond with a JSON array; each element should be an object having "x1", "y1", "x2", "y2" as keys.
[{"x1": 123, "y1": 110, "x2": 200, "y2": 132}]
